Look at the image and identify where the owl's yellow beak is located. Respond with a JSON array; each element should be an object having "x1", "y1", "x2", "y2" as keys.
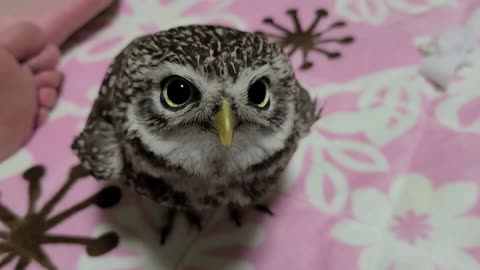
[{"x1": 212, "y1": 98, "x2": 234, "y2": 147}]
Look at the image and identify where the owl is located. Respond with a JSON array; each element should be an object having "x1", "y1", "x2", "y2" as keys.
[{"x1": 72, "y1": 25, "x2": 320, "y2": 244}]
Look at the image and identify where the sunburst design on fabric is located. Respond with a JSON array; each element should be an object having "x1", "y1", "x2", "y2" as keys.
[
  {"x1": 0, "y1": 164, "x2": 122, "y2": 270},
  {"x1": 257, "y1": 8, "x2": 355, "y2": 70}
]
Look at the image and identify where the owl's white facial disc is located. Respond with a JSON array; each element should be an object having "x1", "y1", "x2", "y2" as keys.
[{"x1": 126, "y1": 58, "x2": 296, "y2": 177}]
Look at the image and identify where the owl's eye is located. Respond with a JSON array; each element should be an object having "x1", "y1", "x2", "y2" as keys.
[
  {"x1": 161, "y1": 76, "x2": 193, "y2": 108},
  {"x1": 248, "y1": 78, "x2": 270, "y2": 109}
]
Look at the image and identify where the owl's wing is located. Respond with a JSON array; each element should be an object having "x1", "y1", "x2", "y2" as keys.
[
  {"x1": 294, "y1": 83, "x2": 321, "y2": 137},
  {"x1": 71, "y1": 64, "x2": 124, "y2": 181}
]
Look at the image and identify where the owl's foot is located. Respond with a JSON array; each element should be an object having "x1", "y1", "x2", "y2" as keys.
[
  {"x1": 159, "y1": 208, "x2": 176, "y2": 245},
  {"x1": 228, "y1": 206, "x2": 243, "y2": 227},
  {"x1": 158, "y1": 208, "x2": 203, "y2": 245},
  {"x1": 228, "y1": 204, "x2": 274, "y2": 227},
  {"x1": 185, "y1": 210, "x2": 203, "y2": 231},
  {"x1": 254, "y1": 204, "x2": 274, "y2": 216}
]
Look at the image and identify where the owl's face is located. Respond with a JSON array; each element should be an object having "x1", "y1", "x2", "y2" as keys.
[{"x1": 120, "y1": 26, "x2": 299, "y2": 175}]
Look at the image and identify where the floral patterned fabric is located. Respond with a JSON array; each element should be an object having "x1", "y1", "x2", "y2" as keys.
[{"x1": 1, "y1": 0, "x2": 480, "y2": 269}]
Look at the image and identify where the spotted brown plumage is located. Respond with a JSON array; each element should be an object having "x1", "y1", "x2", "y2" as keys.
[{"x1": 72, "y1": 25, "x2": 320, "y2": 244}]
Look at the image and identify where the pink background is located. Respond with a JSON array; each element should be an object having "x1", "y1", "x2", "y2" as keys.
[{"x1": 1, "y1": 0, "x2": 480, "y2": 269}]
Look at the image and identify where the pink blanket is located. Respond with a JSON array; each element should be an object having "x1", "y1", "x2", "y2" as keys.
[
  {"x1": 1, "y1": 0, "x2": 480, "y2": 269},
  {"x1": 0, "y1": 0, "x2": 113, "y2": 45}
]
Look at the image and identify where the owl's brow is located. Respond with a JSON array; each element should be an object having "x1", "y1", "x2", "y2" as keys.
[{"x1": 149, "y1": 62, "x2": 210, "y2": 92}]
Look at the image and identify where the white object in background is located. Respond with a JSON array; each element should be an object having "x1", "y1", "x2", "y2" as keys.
[{"x1": 418, "y1": 26, "x2": 478, "y2": 90}]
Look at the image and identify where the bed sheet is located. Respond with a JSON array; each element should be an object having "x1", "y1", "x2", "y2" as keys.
[{"x1": 1, "y1": 0, "x2": 480, "y2": 269}]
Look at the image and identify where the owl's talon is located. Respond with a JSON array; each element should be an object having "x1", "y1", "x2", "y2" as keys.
[
  {"x1": 254, "y1": 204, "x2": 274, "y2": 216},
  {"x1": 159, "y1": 208, "x2": 176, "y2": 245},
  {"x1": 160, "y1": 226, "x2": 171, "y2": 245},
  {"x1": 185, "y1": 211, "x2": 203, "y2": 231},
  {"x1": 228, "y1": 206, "x2": 243, "y2": 227}
]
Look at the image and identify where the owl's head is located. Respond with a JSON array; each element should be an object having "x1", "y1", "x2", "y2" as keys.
[{"x1": 115, "y1": 25, "x2": 300, "y2": 174}]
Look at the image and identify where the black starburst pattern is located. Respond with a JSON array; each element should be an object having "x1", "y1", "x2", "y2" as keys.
[
  {"x1": 0, "y1": 164, "x2": 122, "y2": 270},
  {"x1": 257, "y1": 8, "x2": 355, "y2": 70}
]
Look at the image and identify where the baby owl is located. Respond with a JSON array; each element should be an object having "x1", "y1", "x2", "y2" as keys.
[{"x1": 72, "y1": 25, "x2": 320, "y2": 243}]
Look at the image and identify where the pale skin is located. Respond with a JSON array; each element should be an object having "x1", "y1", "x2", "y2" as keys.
[
  {"x1": 0, "y1": 0, "x2": 114, "y2": 161},
  {"x1": 0, "y1": 22, "x2": 61, "y2": 160}
]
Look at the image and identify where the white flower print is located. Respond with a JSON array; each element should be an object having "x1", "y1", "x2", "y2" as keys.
[
  {"x1": 0, "y1": 149, "x2": 34, "y2": 180},
  {"x1": 470, "y1": 7, "x2": 480, "y2": 34},
  {"x1": 287, "y1": 133, "x2": 389, "y2": 215},
  {"x1": 63, "y1": 0, "x2": 247, "y2": 63},
  {"x1": 49, "y1": 100, "x2": 91, "y2": 121},
  {"x1": 335, "y1": 0, "x2": 457, "y2": 24},
  {"x1": 284, "y1": 66, "x2": 432, "y2": 214},
  {"x1": 331, "y1": 174, "x2": 480, "y2": 270},
  {"x1": 312, "y1": 67, "x2": 431, "y2": 146}
]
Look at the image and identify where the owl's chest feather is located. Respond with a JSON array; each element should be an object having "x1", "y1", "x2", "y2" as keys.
[{"x1": 123, "y1": 130, "x2": 298, "y2": 209}]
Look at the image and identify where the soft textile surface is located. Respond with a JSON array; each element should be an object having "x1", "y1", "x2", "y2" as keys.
[
  {"x1": 1, "y1": 0, "x2": 480, "y2": 269},
  {"x1": 0, "y1": 0, "x2": 113, "y2": 45}
]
